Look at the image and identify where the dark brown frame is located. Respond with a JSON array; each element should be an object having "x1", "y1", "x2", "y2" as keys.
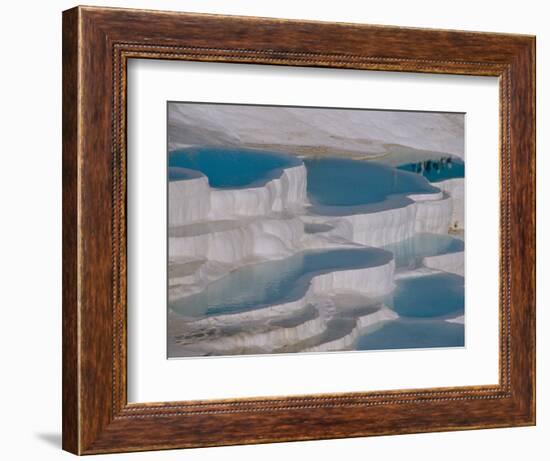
[{"x1": 62, "y1": 5, "x2": 536, "y2": 455}]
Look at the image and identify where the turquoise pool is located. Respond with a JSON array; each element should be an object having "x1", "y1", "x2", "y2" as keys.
[
  {"x1": 169, "y1": 146, "x2": 302, "y2": 188},
  {"x1": 357, "y1": 317, "x2": 464, "y2": 350},
  {"x1": 168, "y1": 149, "x2": 443, "y2": 215},
  {"x1": 168, "y1": 146, "x2": 465, "y2": 353},
  {"x1": 170, "y1": 247, "x2": 392, "y2": 318},
  {"x1": 356, "y1": 271, "x2": 465, "y2": 350},
  {"x1": 304, "y1": 157, "x2": 441, "y2": 215},
  {"x1": 387, "y1": 273, "x2": 464, "y2": 318}
]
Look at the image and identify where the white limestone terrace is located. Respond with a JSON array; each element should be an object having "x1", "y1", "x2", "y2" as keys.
[
  {"x1": 436, "y1": 178, "x2": 465, "y2": 229},
  {"x1": 167, "y1": 149, "x2": 464, "y2": 357},
  {"x1": 168, "y1": 147, "x2": 308, "y2": 226},
  {"x1": 170, "y1": 247, "x2": 395, "y2": 319},
  {"x1": 167, "y1": 105, "x2": 465, "y2": 357},
  {"x1": 170, "y1": 306, "x2": 399, "y2": 357},
  {"x1": 169, "y1": 295, "x2": 398, "y2": 357},
  {"x1": 167, "y1": 149, "x2": 459, "y2": 304},
  {"x1": 423, "y1": 252, "x2": 465, "y2": 277},
  {"x1": 168, "y1": 244, "x2": 397, "y2": 357}
]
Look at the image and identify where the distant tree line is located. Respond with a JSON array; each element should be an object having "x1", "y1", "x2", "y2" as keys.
[{"x1": 410, "y1": 157, "x2": 456, "y2": 174}]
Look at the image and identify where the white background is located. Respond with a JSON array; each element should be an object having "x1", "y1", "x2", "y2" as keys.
[
  {"x1": 0, "y1": 0, "x2": 546, "y2": 460},
  {"x1": 128, "y1": 61, "x2": 499, "y2": 402}
]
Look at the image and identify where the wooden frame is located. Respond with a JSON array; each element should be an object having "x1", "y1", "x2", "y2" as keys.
[{"x1": 62, "y1": 5, "x2": 536, "y2": 455}]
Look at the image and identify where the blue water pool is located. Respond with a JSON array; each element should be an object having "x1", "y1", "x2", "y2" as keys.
[
  {"x1": 167, "y1": 147, "x2": 465, "y2": 353},
  {"x1": 304, "y1": 157, "x2": 440, "y2": 216},
  {"x1": 358, "y1": 271, "x2": 464, "y2": 350},
  {"x1": 169, "y1": 146, "x2": 302, "y2": 188},
  {"x1": 170, "y1": 248, "x2": 392, "y2": 318},
  {"x1": 357, "y1": 318, "x2": 464, "y2": 350},
  {"x1": 168, "y1": 149, "x2": 445, "y2": 216},
  {"x1": 386, "y1": 273, "x2": 464, "y2": 318},
  {"x1": 398, "y1": 156, "x2": 464, "y2": 182},
  {"x1": 383, "y1": 233, "x2": 464, "y2": 269}
]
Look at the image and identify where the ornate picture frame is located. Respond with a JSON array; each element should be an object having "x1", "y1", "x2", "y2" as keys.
[{"x1": 62, "y1": 6, "x2": 535, "y2": 454}]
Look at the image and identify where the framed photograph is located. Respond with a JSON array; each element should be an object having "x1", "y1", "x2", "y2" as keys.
[{"x1": 62, "y1": 6, "x2": 535, "y2": 455}]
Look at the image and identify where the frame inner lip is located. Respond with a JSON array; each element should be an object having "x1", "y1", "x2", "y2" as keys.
[{"x1": 114, "y1": 47, "x2": 510, "y2": 411}]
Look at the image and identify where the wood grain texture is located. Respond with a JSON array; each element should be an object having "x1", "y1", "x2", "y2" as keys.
[
  {"x1": 62, "y1": 5, "x2": 536, "y2": 455},
  {"x1": 62, "y1": 7, "x2": 80, "y2": 454}
]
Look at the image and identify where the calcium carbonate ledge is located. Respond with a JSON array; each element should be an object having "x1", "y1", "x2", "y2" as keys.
[
  {"x1": 169, "y1": 161, "x2": 308, "y2": 226},
  {"x1": 177, "y1": 257, "x2": 395, "y2": 327}
]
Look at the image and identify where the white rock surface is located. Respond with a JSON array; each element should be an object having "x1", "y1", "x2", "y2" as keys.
[
  {"x1": 337, "y1": 204, "x2": 418, "y2": 247},
  {"x1": 169, "y1": 103, "x2": 464, "y2": 158},
  {"x1": 302, "y1": 307, "x2": 399, "y2": 353},
  {"x1": 169, "y1": 173, "x2": 211, "y2": 227},
  {"x1": 169, "y1": 303, "x2": 399, "y2": 356},
  {"x1": 210, "y1": 164, "x2": 308, "y2": 218},
  {"x1": 304, "y1": 190, "x2": 452, "y2": 248},
  {"x1": 180, "y1": 313, "x2": 326, "y2": 354},
  {"x1": 170, "y1": 164, "x2": 308, "y2": 226},
  {"x1": 414, "y1": 194, "x2": 453, "y2": 234},
  {"x1": 423, "y1": 251, "x2": 465, "y2": 276},
  {"x1": 167, "y1": 136, "x2": 464, "y2": 356},
  {"x1": 169, "y1": 215, "x2": 304, "y2": 264},
  {"x1": 435, "y1": 178, "x2": 465, "y2": 229},
  {"x1": 311, "y1": 261, "x2": 395, "y2": 298},
  {"x1": 446, "y1": 315, "x2": 465, "y2": 324},
  {"x1": 168, "y1": 163, "x2": 458, "y2": 308}
]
